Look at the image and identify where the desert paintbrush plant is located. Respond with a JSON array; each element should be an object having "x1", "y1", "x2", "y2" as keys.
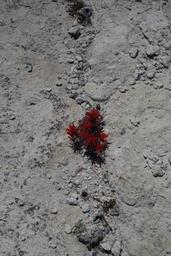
[{"x1": 66, "y1": 104, "x2": 109, "y2": 165}]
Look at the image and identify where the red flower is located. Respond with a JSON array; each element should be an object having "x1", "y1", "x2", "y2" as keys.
[
  {"x1": 81, "y1": 118, "x2": 92, "y2": 130},
  {"x1": 79, "y1": 130, "x2": 89, "y2": 140},
  {"x1": 86, "y1": 108, "x2": 102, "y2": 121},
  {"x1": 99, "y1": 132, "x2": 108, "y2": 141},
  {"x1": 66, "y1": 124, "x2": 78, "y2": 138},
  {"x1": 66, "y1": 105, "x2": 109, "y2": 164},
  {"x1": 84, "y1": 134, "x2": 97, "y2": 147},
  {"x1": 95, "y1": 143, "x2": 104, "y2": 153}
]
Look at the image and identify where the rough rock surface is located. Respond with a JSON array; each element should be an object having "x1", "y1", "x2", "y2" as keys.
[{"x1": 0, "y1": 0, "x2": 171, "y2": 256}]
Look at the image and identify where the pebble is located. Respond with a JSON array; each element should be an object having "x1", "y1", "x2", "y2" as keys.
[
  {"x1": 70, "y1": 90, "x2": 78, "y2": 99},
  {"x1": 76, "y1": 95, "x2": 85, "y2": 104},
  {"x1": 65, "y1": 224, "x2": 72, "y2": 234},
  {"x1": 72, "y1": 179, "x2": 81, "y2": 185},
  {"x1": 67, "y1": 58, "x2": 75, "y2": 64},
  {"x1": 81, "y1": 203, "x2": 90, "y2": 213},
  {"x1": 81, "y1": 102, "x2": 90, "y2": 110},
  {"x1": 119, "y1": 87, "x2": 128, "y2": 93},
  {"x1": 76, "y1": 55, "x2": 83, "y2": 62},
  {"x1": 69, "y1": 78, "x2": 79, "y2": 84},
  {"x1": 111, "y1": 241, "x2": 121, "y2": 256},
  {"x1": 153, "y1": 81, "x2": 163, "y2": 89},
  {"x1": 15, "y1": 197, "x2": 25, "y2": 207},
  {"x1": 67, "y1": 84, "x2": 72, "y2": 90},
  {"x1": 50, "y1": 208, "x2": 58, "y2": 214},
  {"x1": 159, "y1": 55, "x2": 170, "y2": 68},
  {"x1": 44, "y1": 87, "x2": 52, "y2": 92},
  {"x1": 120, "y1": 128, "x2": 126, "y2": 135},
  {"x1": 164, "y1": 81, "x2": 171, "y2": 91},
  {"x1": 134, "y1": 69, "x2": 140, "y2": 80},
  {"x1": 56, "y1": 79, "x2": 63, "y2": 87},
  {"x1": 146, "y1": 45, "x2": 160, "y2": 57},
  {"x1": 24, "y1": 63, "x2": 33, "y2": 72},
  {"x1": 147, "y1": 70, "x2": 155, "y2": 79},
  {"x1": 152, "y1": 168, "x2": 165, "y2": 177},
  {"x1": 129, "y1": 47, "x2": 139, "y2": 58},
  {"x1": 67, "y1": 197, "x2": 78, "y2": 205},
  {"x1": 100, "y1": 242, "x2": 111, "y2": 253},
  {"x1": 68, "y1": 26, "x2": 81, "y2": 39}
]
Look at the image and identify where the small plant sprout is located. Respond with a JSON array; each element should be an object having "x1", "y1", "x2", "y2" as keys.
[{"x1": 66, "y1": 104, "x2": 109, "y2": 165}]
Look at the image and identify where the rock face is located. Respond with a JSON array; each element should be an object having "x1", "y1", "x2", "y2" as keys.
[{"x1": 0, "y1": 1, "x2": 171, "y2": 256}]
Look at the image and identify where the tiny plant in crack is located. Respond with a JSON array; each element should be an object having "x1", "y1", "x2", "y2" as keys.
[{"x1": 66, "y1": 104, "x2": 109, "y2": 165}]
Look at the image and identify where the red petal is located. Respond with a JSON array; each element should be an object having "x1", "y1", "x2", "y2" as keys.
[
  {"x1": 86, "y1": 108, "x2": 101, "y2": 120},
  {"x1": 95, "y1": 143, "x2": 104, "y2": 153},
  {"x1": 66, "y1": 124, "x2": 78, "y2": 138},
  {"x1": 99, "y1": 132, "x2": 108, "y2": 141}
]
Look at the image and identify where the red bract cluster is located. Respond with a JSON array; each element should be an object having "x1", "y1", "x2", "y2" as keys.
[{"x1": 66, "y1": 105, "x2": 109, "y2": 165}]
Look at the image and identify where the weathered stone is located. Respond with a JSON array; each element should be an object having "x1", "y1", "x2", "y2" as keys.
[
  {"x1": 151, "y1": 168, "x2": 165, "y2": 177},
  {"x1": 129, "y1": 47, "x2": 139, "y2": 58},
  {"x1": 100, "y1": 242, "x2": 111, "y2": 253},
  {"x1": 111, "y1": 241, "x2": 121, "y2": 256},
  {"x1": 81, "y1": 203, "x2": 90, "y2": 213},
  {"x1": 65, "y1": 224, "x2": 72, "y2": 234},
  {"x1": 147, "y1": 70, "x2": 155, "y2": 79},
  {"x1": 56, "y1": 79, "x2": 63, "y2": 87},
  {"x1": 67, "y1": 58, "x2": 75, "y2": 64},
  {"x1": 24, "y1": 63, "x2": 33, "y2": 72},
  {"x1": 146, "y1": 45, "x2": 160, "y2": 57},
  {"x1": 68, "y1": 26, "x2": 81, "y2": 39}
]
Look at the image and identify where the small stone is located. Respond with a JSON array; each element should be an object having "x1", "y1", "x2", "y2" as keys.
[
  {"x1": 50, "y1": 208, "x2": 58, "y2": 214},
  {"x1": 146, "y1": 45, "x2": 160, "y2": 58},
  {"x1": 159, "y1": 55, "x2": 170, "y2": 68},
  {"x1": 120, "y1": 128, "x2": 126, "y2": 135},
  {"x1": 67, "y1": 84, "x2": 72, "y2": 90},
  {"x1": 153, "y1": 81, "x2": 163, "y2": 89},
  {"x1": 81, "y1": 203, "x2": 90, "y2": 213},
  {"x1": 100, "y1": 242, "x2": 111, "y2": 253},
  {"x1": 44, "y1": 87, "x2": 52, "y2": 92},
  {"x1": 9, "y1": 114, "x2": 16, "y2": 120},
  {"x1": 119, "y1": 87, "x2": 128, "y2": 93},
  {"x1": 69, "y1": 78, "x2": 79, "y2": 84},
  {"x1": 67, "y1": 197, "x2": 78, "y2": 205},
  {"x1": 68, "y1": 26, "x2": 81, "y2": 39},
  {"x1": 47, "y1": 174, "x2": 52, "y2": 179},
  {"x1": 72, "y1": 179, "x2": 80, "y2": 185},
  {"x1": 111, "y1": 241, "x2": 121, "y2": 256},
  {"x1": 129, "y1": 47, "x2": 139, "y2": 58},
  {"x1": 129, "y1": 77, "x2": 136, "y2": 85},
  {"x1": 152, "y1": 168, "x2": 165, "y2": 177},
  {"x1": 130, "y1": 117, "x2": 140, "y2": 127},
  {"x1": 134, "y1": 69, "x2": 140, "y2": 80},
  {"x1": 65, "y1": 224, "x2": 72, "y2": 234},
  {"x1": 81, "y1": 102, "x2": 89, "y2": 109},
  {"x1": 56, "y1": 80, "x2": 63, "y2": 87},
  {"x1": 147, "y1": 71, "x2": 155, "y2": 79},
  {"x1": 164, "y1": 81, "x2": 171, "y2": 91},
  {"x1": 76, "y1": 55, "x2": 83, "y2": 62},
  {"x1": 67, "y1": 58, "x2": 75, "y2": 64},
  {"x1": 21, "y1": 236, "x2": 26, "y2": 241},
  {"x1": 76, "y1": 95, "x2": 85, "y2": 104},
  {"x1": 24, "y1": 63, "x2": 33, "y2": 72},
  {"x1": 15, "y1": 198, "x2": 25, "y2": 207},
  {"x1": 70, "y1": 90, "x2": 78, "y2": 99}
]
